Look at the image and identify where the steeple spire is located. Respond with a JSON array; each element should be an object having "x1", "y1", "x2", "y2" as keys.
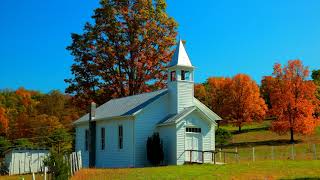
[{"x1": 168, "y1": 40, "x2": 193, "y2": 68}]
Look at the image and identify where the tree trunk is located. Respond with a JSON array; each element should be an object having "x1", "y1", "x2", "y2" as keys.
[
  {"x1": 290, "y1": 127, "x2": 294, "y2": 144},
  {"x1": 238, "y1": 126, "x2": 241, "y2": 132}
]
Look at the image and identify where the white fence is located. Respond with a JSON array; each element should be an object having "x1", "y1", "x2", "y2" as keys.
[
  {"x1": 69, "y1": 151, "x2": 82, "y2": 176},
  {"x1": 5, "y1": 149, "x2": 49, "y2": 175}
]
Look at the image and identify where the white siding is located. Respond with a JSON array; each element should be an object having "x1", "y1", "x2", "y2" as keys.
[
  {"x1": 157, "y1": 125, "x2": 176, "y2": 165},
  {"x1": 168, "y1": 82, "x2": 178, "y2": 114},
  {"x1": 134, "y1": 94, "x2": 170, "y2": 167},
  {"x1": 176, "y1": 111, "x2": 215, "y2": 164},
  {"x1": 75, "y1": 124, "x2": 89, "y2": 167},
  {"x1": 95, "y1": 118, "x2": 134, "y2": 168},
  {"x1": 176, "y1": 120, "x2": 186, "y2": 165},
  {"x1": 177, "y1": 81, "x2": 194, "y2": 113}
]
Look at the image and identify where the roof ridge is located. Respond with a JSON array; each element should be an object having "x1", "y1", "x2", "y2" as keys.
[{"x1": 109, "y1": 88, "x2": 168, "y2": 102}]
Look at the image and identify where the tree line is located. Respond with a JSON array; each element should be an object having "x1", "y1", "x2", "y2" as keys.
[
  {"x1": 0, "y1": 89, "x2": 83, "y2": 157},
  {"x1": 195, "y1": 60, "x2": 320, "y2": 143}
]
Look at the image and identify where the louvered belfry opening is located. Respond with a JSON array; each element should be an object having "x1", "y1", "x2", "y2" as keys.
[{"x1": 89, "y1": 101, "x2": 96, "y2": 168}]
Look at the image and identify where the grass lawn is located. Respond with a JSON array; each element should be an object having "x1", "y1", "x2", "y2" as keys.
[
  {"x1": 218, "y1": 121, "x2": 320, "y2": 163},
  {"x1": 71, "y1": 160, "x2": 320, "y2": 180},
  {"x1": 0, "y1": 174, "x2": 47, "y2": 180}
]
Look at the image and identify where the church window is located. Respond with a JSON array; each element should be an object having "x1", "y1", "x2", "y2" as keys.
[
  {"x1": 170, "y1": 71, "x2": 176, "y2": 81},
  {"x1": 181, "y1": 70, "x2": 190, "y2": 80}
]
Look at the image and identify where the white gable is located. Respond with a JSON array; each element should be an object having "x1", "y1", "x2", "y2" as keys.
[{"x1": 168, "y1": 40, "x2": 193, "y2": 67}]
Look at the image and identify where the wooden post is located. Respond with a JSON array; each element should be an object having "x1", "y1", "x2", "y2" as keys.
[
  {"x1": 252, "y1": 147, "x2": 255, "y2": 162},
  {"x1": 77, "y1": 151, "x2": 82, "y2": 169},
  {"x1": 313, "y1": 144, "x2": 317, "y2": 160},
  {"x1": 291, "y1": 144, "x2": 295, "y2": 160},
  {"x1": 32, "y1": 172, "x2": 35, "y2": 180},
  {"x1": 271, "y1": 146, "x2": 274, "y2": 160},
  {"x1": 214, "y1": 152, "x2": 216, "y2": 164},
  {"x1": 219, "y1": 148, "x2": 222, "y2": 162},
  {"x1": 69, "y1": 154, "x2": 73, "y2": 175},
  {"x1": 202, "y1": 151, "x2": 204, "y2": 164},
  {"x1": 44, "y1": 166, "x2": 47, "y2": 180},
  {"x1": 235, "y1": 147, "x2": 239, "y2": 163}
]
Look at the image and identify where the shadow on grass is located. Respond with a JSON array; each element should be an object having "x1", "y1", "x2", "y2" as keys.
[
  {"x1": 222, "y1": 139, "x2": 302, "y2": 148},
  {"x1": 280, "y1": 178, "x2": 320, "y2": 180},
  {"x1": 230, "y1": 127, "x2": 269, "y2": 135}
]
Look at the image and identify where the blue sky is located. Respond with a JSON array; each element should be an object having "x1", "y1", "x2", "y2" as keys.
[{"x1": 0, "y1": 0, "x2": 319, "y2": 93}]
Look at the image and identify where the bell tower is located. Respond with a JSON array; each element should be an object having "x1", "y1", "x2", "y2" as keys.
[{"x1": 167, "y1": 40, "x2": 195, "y2": 114}]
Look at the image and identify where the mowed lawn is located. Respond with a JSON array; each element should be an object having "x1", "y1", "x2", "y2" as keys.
[{"x1": 71, "y1": 160, "x2": 320, "y2": 180}]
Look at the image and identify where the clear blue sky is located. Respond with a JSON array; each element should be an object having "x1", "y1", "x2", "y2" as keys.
[{"x1": 0, "y1": 0, "x2": 320, "y2": 93}]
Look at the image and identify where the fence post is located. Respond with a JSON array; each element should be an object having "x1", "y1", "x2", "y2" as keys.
[
  {"x1": 271, "y1": 146, "x2": 274, "y2": 160},
  {"x1": 69, "y1": 153, "x2": 73, "y2": 176},
  {"x1": 44, "y1": 166, "x2": 47, "y2": 180},
  {"x1": 313, "y1": 144, "x2": 317, "y2": 160},
  {"x1": 291, "y1": 144, "x2": 295, "y2": 160},
  {"x1": 252, "y1": 147, "x2": 255, "y2": 162},
  {"x1": 77, "y1": 151, "x2": 82, "y2": 169},
  {"x1": 219, "y1": 148, "x2": 222, "y2": 162},
  {"x1": 235, "y1": 147, "x2": 239, "y2": 163}
]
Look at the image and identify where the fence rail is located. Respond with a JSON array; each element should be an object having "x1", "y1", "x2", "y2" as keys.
[{"x1": 216, "y1": 143, "x2": 319, "y2": 164}]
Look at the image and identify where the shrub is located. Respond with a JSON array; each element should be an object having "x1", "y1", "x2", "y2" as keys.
[
  {"x1": 43, "y1": 150, "x2": 70, "y2": 180},
  {"x1": 215, "y1": 128, "x2": 232, "y2": 147},
  {"x1": 146, "y1": 132, "x2": 164, "y2": 166}
]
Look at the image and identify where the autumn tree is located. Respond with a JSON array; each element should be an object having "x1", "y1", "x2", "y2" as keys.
[
  {"x1": 312, "y1": 69, "x2": 320, "y2": 117},
  {"x1": 194, "y1": 84, "x2": 207, "y2": 106},
  {"x1": 0, "y1": 107, "x2": 8, "y2": 135},
  {"x1": 206, "y1": 77, "x2": 233, "y2": 122},
  {"x1": 194, "y1": 75, "x2": 266, "y2": 131},
  {"x1": 228, "y1": 74, "x2": 267, "y2": 132},
  {"x1": 66, "y1": 0, "x2": 178, "y2": 109},
  {"x1": 267, "y1": 60, "x2": 319, "y2": 143}
]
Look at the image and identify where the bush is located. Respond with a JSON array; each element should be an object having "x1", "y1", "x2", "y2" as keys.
[
  {"x1": 43, "y1": 151, "x2": 70, "y2": 180},
  {"x1": 215, "y1": 128, "x2": 232, "y2": 147},
  {"x1": 146, "y1": 132, "x2": 164, "y2": 166}
]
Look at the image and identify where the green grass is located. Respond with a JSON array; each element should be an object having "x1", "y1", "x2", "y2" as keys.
[
  {"x1": 71, "y1": 160, "x2": 320, "y2": 180},
  {"x1": 0, "y1": 174, "x2": 47, "y2": 180},
  {"x1": 216, "y1": 121, "x2": 320, "y2": 163}
]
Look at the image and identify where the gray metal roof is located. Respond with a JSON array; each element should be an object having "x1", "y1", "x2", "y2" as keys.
[
  {"x1": 193, "y1": 98, "x2": 222, "y2": 121},
  {"x1": 74, "y1": 89, "x2": 168, "y2": 124},
  {"x1": 157, "y1": 106, "x2": 196, "y2": 125},
  {"x1": 157, "y1": 98, "x2": 222, "y2": 126}
]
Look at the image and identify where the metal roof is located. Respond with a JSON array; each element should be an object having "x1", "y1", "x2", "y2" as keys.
[
  {"x1": 74, "y1": 89, "x2": 168, "y2": 124},
  {"x1": 168, "y1": 40, "x2": 193, "y2": 67},
  {"x1": 157, "y1": 98, "x2": 222, "y2": 126},
  {"x1": 157, "y1": 106, "x2": 196, "y2": 125}
]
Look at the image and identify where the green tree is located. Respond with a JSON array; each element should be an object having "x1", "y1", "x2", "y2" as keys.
[
  {"x1": 311, "y1": 69, "x2": 320, "y2": 117},
  {"x1": 0, "y1": 136, "x2": 11, "y2": 157},
  {"x1": 48, "y1": 128, "x2": 72, "y2": 154},
  {"x1": 14, "y1": 138, "x2": 33, "y2": 148},
  {"x1": 146, "y1": 132, "x2": 164, "y2": 166},
  {"x1": 65, "y1": 0, "x2": 178, "y2": 109},
  {"x1": 215, "y1": 128, "x2": 232, "y2": 148},
  {"x1": 43, "y1": 150, "x2": 70, "y2": 180}
]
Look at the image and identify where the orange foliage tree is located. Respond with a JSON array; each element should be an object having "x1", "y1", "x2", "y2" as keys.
[
  {"x1": 228, "y1": 74, "x2": 267, "y2": 132},
  {"x1": 194, "y1": 75, "x2": 267, "y2": 131},
  {"x1": 0, "y1": 106, "x2": 9, "y2": 135},
  {"x1": 266, "y1": 60, "x2": 319, "y2": 143},
  {"x1": 206, "y1": 77, "x2": 233, "y2": 124}
]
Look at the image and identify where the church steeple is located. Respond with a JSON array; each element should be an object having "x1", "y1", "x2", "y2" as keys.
[
  {"x1": 167, "y1": 40, "x2": 195, "y2": 114},
  {"x1": 168, "y1": 40, "x2": 193, "y2": 68}
]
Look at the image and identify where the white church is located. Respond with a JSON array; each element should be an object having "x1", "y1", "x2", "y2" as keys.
[{"x1": 74, "y1": 40, "x2": 222, "y2": 168}]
